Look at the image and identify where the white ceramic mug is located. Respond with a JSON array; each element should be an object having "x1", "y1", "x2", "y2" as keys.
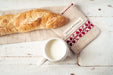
[{"x1": 38, "y1": 38, "x2": 71, "y2": 66}]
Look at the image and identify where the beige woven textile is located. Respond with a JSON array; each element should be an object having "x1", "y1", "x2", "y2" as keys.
[{"x1": 0, "y1": 3, "x2": 100, "y2": 54}]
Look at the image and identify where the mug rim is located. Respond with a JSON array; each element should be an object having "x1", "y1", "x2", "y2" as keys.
[{"x1": 43, "y1": 38, "x2": 69, "y2": 62}]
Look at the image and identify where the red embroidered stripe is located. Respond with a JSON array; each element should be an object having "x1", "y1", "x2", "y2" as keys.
[
  {"x1": 61, "y1": 3, "x2": 73, "y2": 15},
  {"x1": 66, "y1": 20, "x2": 94, "y2": 46}
]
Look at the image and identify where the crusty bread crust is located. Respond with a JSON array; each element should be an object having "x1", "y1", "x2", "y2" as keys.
[{"x1": 0, "y1": 9, "x2": 68, "y2": 36}]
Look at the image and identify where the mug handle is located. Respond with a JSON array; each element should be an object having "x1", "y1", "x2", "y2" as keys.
[{"x1": 37, "y1": 58, "x2": 48, "y2": 66}]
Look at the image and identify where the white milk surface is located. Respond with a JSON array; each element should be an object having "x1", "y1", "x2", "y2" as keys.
[{"x1": 45, "y1": 39, "x2": 66, "y2": 60}]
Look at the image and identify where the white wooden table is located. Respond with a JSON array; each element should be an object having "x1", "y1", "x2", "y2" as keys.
[{"x1": 0, "y1": 0, "x2": 113, "y2": 75}]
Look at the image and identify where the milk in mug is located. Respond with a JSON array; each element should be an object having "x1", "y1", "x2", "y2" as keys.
[{"x1": 45, "y1": 39, "x2": 67, "y2": 60}]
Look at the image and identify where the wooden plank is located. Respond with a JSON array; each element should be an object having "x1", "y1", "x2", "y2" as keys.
[
  {"x1": 0, "y1": 0, "x2": 112, "y2": 74},
  {"x1": 78, "y1": 17, "x2": 113, "y2": 66},
  {"x1": 0, "y1": 0, "x2": 112, "y2": 16},
  {"x1": 0, "y1": 41, "x2": 44, "y2": 56},
  {"x1": 0, "y1": 0, "x2": 69, "y2": 10},
  {"x1": 0, "y1": 54, "x2": 77, "y2": 65},
  {"x1": 88, "y1": 17, "x2": 113, "y2": 32},
  {"x1": 0, "y1": 41, "x2": 77, "y2": 65},
  {"x1": 74, "y1": 0, "x2": 113, "y2": 16},
  {"x1": 0, "y1": 57, "x2": 43, "y2": 65},
  {"x1": 0, "y1": 65, "x2": 112, "y2": 75}
]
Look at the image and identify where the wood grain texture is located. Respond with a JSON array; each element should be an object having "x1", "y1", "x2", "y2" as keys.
[
  {"x1": 0, "y1": 65, "x2": 113, "y2": 74},
  {"x1": 0, "y1": 0, "x2": 113, "y2": 75},
  {"x1": 78, "y1": 17, "x2": 113, "y2": 66}
]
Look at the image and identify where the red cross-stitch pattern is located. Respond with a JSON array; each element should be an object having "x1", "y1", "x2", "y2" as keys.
[{"x1": 66, "y1": 21, "x2": 94, "y2": 46}]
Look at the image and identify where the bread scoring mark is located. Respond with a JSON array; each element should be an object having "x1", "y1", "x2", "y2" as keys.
[
  {"x1": 0, "y1": 9, "x2": 68, "y2": 36},
  {"x1": 0, "y1": 15, "x2": 18, "y2": 36},
  {"x1": 46, "y1": 16, "x2": 56, "y2": 28},
  {"x1": 3, "y1": 19, "x2": 8, "y2": 23}
]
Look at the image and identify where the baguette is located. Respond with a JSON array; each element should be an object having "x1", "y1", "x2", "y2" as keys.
[{"x1": 0, "y1": 9, "x2": 68, "y2": 36}]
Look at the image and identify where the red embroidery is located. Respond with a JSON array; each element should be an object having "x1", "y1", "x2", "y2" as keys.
[
  {"x1": 61, "y1": 3, "x2": 74, "y2": 15},
  {"x1": 66, "y1": 20, "x2": 94, "y2": 46}
]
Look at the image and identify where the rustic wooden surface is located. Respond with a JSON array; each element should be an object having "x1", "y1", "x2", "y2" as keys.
[{"x1": 0, "y1": 0, "x2": 113, "y2": 75}]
